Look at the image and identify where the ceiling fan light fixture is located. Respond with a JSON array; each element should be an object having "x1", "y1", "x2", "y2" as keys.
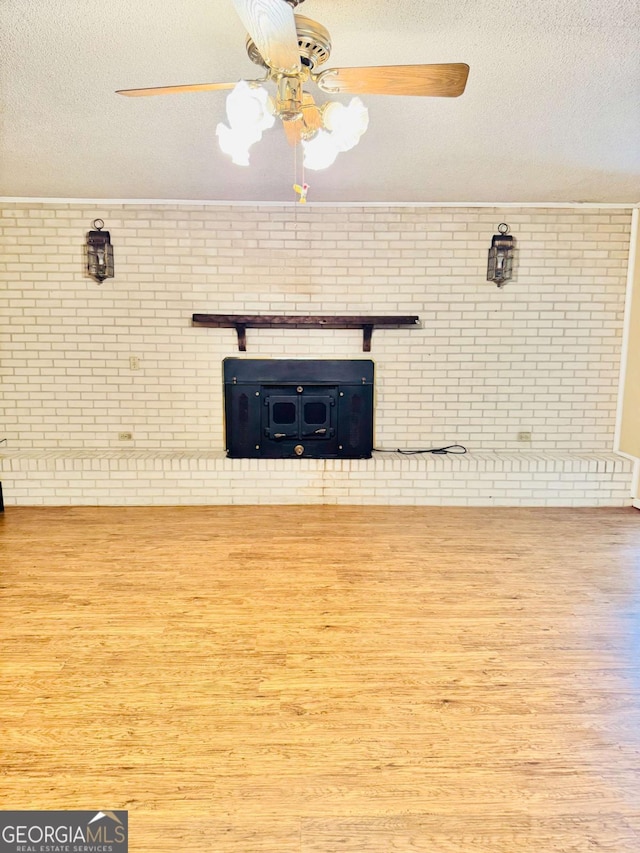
[
  {"x1": 117, "y1": 2, "x2": 470, "y2": 180},
  {"x1": 302, "y1": 97, "x2": 369, "y2": 169},
  {"x1": 322, "y1": 97, "x2": 369, "y2": 152},
  {"x1": 302, "y1": 129, "x2": 340, "y2": 170},
  {"x1": 217, "y1": 80, "x2": 275, "y2": 165},
  {"x1": 225, "y1": 80, "x2": 275, "y2": 132}
]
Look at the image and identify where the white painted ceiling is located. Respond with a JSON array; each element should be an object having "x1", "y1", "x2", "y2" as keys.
[{"x1": 1, "y1": 0, "x2": 639, "y2": 203}]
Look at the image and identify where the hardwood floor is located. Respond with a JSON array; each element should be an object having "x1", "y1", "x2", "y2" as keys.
[{"x1": 1, "y1": 506, "x2": 639, "y2": 852}]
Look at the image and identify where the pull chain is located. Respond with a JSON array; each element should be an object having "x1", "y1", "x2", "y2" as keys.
[{"x1": 293, "y1": 135, "x2": 309, "y2": 204}]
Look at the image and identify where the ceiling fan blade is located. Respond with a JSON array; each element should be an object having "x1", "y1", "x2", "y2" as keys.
[
  {"x1": 315, "y1": 63, "x2": 470, "y2": 97},
  {"x1": 116, "y1": 82, "x2": 238, "y2": 97},
  {"x1": 300, "y1": 92, "x2": 322, "y2": 132},
  {"x1": 283, "y1": 119, "x2": 303, "y2": 147},
  {"x1": 231, "y1": 0, "x2": 301, "y2": 74}
]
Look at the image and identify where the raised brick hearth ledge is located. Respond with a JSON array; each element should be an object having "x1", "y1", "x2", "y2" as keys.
[{"x1": 0, "y1": 450, "x2": 633, "y2": 507}]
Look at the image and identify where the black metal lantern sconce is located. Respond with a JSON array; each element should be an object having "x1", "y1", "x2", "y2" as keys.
[
  {"x1": 86, "y1": 219, "x2": 114, "y2": 283},
  {"x1": 487, "y1": 223, "x2": 515, "y2": 288}
]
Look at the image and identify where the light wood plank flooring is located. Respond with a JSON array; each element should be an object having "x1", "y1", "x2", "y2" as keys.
[{"x1": 1, "y1": 506, "x2": 640, "y2": 852}]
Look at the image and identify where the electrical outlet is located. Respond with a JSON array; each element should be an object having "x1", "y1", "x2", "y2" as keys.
[
  {"x1": 118, "y1": 432, "x2": 133, "y2": 441},
  {"x1": 129, "y1": 356, "x2": 140, "y2": 370},
  {"x1": 517, "y1": 431, "x2": 532, "y2": 442}
]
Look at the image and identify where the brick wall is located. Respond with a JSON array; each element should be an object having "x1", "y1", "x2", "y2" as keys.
[{"x1": 0, "y1": 203, "x2": 631, "y2": 454}]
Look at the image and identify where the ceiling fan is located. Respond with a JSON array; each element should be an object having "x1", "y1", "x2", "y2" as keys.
[{"x1": 116, "y1": 0, "x2": 469, "y2": 171}]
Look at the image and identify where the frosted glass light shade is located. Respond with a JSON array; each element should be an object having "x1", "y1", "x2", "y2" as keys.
[
  {"x1": 225, "y1": 80, "x2": 275, "y2": 133},
  {"x1": 217, "y1": 81, "x2": 275, "y2": 165},
  {"x1": 302, "y1": 129, "x2": 340, "y2": 170},
  {"x1": 323, "y1": 97, "x2": 369, "y2": 152}
]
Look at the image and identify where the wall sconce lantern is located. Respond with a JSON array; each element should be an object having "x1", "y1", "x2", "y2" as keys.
[
  {"x1": 86, "y1": 219, "x2": 114, "y2": 283},
  {"x1": 487, "y1": 223, "x2": 515, "y2": 288}
]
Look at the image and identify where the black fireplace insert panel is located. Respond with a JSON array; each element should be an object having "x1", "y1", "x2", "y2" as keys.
[{"x1": 223, "y1": 359, "x2": 374, "y2": 459}]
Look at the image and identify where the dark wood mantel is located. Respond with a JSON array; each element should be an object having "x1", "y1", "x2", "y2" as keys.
[{"x1": 192, "y1": 314, "x2": 420, "y2": 352}]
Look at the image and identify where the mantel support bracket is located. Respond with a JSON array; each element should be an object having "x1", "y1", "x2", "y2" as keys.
[{"x1": 236, "y1": 323, "x2": 247, "y2": 352}]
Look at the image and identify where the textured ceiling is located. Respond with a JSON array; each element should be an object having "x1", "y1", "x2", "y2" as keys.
[{"x1": 1, "y1": 0, "x2": 639, "y2": 203}]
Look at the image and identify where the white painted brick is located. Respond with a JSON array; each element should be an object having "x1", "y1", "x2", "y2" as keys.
[
  {"x1": 0, "y1": 202, "x2": 634, "y2": 503},
  {"x1": 0, "y1": 450, "x2": 633, "y2": 507}
]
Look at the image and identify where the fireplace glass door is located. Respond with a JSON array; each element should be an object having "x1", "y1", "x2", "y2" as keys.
[{"x1": 264, "y1": 387, "x2": 336, "y2": 442}]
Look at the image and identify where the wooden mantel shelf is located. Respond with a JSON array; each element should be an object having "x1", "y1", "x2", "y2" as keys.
[{"x1": 192, "y1": 314, "x2": 420, "y2": 352}]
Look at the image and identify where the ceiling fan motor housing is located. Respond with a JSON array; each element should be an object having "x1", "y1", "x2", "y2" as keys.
[{"x1": 245, "y1": 15, "x2": 331, "y2": 71}]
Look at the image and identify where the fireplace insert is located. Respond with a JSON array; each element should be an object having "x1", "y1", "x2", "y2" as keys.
[{"x1": 223, "y1": 359, "x2": 374, "y2": 459}]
